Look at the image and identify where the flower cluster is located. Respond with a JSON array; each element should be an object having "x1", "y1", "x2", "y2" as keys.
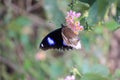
[
  {"x1": 66, "y1": 10, "x2": 84, "y2": 35},
  {"x1": 64, "y1": 75, "x2": 75, "y2": 80}
]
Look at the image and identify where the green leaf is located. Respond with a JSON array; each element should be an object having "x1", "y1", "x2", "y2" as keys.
[
  {"x1": 113, "y1": 69, "x2": 120, "y2": 79},
  {"x1": 81, "y1": 73, "x2": 109, "y2": 80},
  {"x1": 50, "y1": 62, "x2": 64, "y2": 78},
  {"x1": 80, "y1": 33, "x2": 91, "y2": 51},
  {"x1": 88, "y1": 64, "x2": 110, "y2": 77},
  {"x1": 44, "y1": 0, "x2": 65, "y2": 28},
  {"x1": 105, "y1": 20, "x2": 120, "y2": 31},
  {"x1": 24, "y1": 59, "x2": 32, "y2": 70},
  {"x1": 114, "y1": 6, "x2": 120, "y2": 23},
  {"x1": 94, "y1": 25, "x2": 104, "y2": 34},
  {"x1": 82, "y1": 64, "x2": 110, "y2": 77},
  {"x1": 15, "y1": 16, "x2": 32, "y2": 26},
  {"x1": 8, "y1": 16, "x2": 32, "y2": 33},
  {"x1": 72, "y1": 0, "x2": 89, "y2": 13},
  {"x1": 20, "y1": 35, "x2": 29, "y2": 46},
  {"x1": 87, "y1": 0, "x2": 109, "y2": 26},
  {"x1": 79, "y1": 0, "x2": 96, "y2": 6}
]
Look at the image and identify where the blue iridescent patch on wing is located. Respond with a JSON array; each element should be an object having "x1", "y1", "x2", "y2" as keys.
[
  {"x1": 63, "y1": 41, "x2": 67, "y2": 46},
  {"x1": 47, "y1": 37, "x2": 55, "y2": 45}
]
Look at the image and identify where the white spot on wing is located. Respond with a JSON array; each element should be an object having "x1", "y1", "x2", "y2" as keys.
[
  {"x1": 74, "y1": 41, "x2": 81, "y2": 49},
  {"x1": 41, "y1": 44, "x2": 44, "y2": 47},
  {"x1": 47, "y1": 37, "x2": 55, "y2": 45},
  {"x1": 70, "y1": 41, "x2": 81, "y2": 49}
]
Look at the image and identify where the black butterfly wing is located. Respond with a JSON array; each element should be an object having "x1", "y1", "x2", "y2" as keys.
[{"x1": 39, "y1": 28, "x2": 72, "y2": 50}]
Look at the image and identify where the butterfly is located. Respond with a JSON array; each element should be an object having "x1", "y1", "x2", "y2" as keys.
[{"x1": 39, "y1": 24, "x2": 81, "y2": 50}]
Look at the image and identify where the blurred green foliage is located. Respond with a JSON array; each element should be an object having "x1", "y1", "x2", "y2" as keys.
[{"x1": 0, "y1": 0, "x2": 120, "y2": 80}]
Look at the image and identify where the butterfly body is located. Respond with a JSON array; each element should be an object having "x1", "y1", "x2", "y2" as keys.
[{"x1": 40, "y1": 25, "x2": 81, "y2": 50}]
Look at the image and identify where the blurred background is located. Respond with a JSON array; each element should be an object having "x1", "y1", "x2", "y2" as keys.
[{"x1": 0, "y1": 0, "x2": 120, "y2": 80}]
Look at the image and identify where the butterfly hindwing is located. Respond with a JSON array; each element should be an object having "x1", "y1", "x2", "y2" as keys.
[{"x1": 40, "y1": 28, "x2": 72, "y2": 50}]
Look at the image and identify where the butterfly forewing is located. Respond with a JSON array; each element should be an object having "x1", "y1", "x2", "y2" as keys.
[{"x1": 40, "y1": 28, "x2": 72, "y2": 50}]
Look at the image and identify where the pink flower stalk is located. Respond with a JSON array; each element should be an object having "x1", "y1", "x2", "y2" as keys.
[
  {"x1": 64, "y1": 75, "x2": 75, "y2": 80},
  {"x1": 66, "y1": 10, "x2": 83, "y2": 35}
]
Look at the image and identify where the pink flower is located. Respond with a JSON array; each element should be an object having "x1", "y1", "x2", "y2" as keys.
[
  {"x1": 75, "y1": 21, "x2": 80, "y2": 26},
  {"x1": 64, "y1": 75, "x2": 75, "y2": 80},
  {"x1": 65, "y1": 10, "x2": 83, "y2": 34},
  {"x1": 35, "y1": 51, "x2": 46, "y2": 61},
  {"x1": 75, "y1": 13, "x2": 81, "y2": 18},
  {"x1": 66, "y1": 10, "x2": 81, "y2": 19}
]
